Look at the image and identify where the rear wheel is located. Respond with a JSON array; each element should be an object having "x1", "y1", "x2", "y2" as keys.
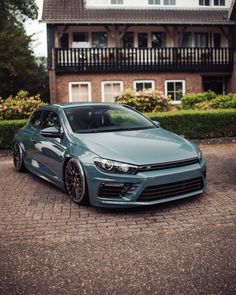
[
  {"x1": 13, "y1": 143, "x2": 26, "y2": 172},
  {"x1": 64, "y1": 158, "x2": 89, "y2": 205}
]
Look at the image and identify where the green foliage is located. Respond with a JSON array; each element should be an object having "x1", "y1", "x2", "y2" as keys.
[
  {"x1": 0, "y1": 21, "x2": 49, "y2": 99},
  {"x1": 0, "y1": 0, "x2": 38, "y2": 27},
  {"x1": 146, "y1": 109, "x2": 236, "y2": 139},
  {"x1": 181, "y1": 91, "x2": 217, "y2": 109},
  {"x1": 0, "y1": 90, "x2": 47, "y2": 120},
  {"x1": 116, "y1": 88, "x2": 171, "y2": 112},
  {"x1": 0, "y1": 119, "x2": 27, "y2": 149}
]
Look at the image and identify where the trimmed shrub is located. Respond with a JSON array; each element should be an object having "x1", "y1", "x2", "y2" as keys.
[
  {"x1": 181, "y1": 91, "x2": 236, "y2": 110},
  {"x1": 116, "y1": 88, "x2": 171, "y2": 112},
  {"x1": 0, "y1": 120, "x2": 27, "y2": 149},
  {"x1": 181, "y1": 91, "x2": 217, "y2": 110},
  {"x1": 0, "y1": 90, "x2": 47, "y2": 120},
  {"x1": 146, "y1": 109, "x2": 236, "y2": 139}
]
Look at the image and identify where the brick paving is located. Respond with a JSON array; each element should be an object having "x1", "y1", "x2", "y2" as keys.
[{"x1": 0, "y1": 143, "x2": 235, "y2": 243}]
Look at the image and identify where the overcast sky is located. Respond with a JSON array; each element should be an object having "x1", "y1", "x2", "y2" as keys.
[{"x1": 25, "y1": 0, "x2": 47, "y2": 57}]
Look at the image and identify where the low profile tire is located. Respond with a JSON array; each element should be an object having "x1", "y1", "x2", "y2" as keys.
[
  {"x1": 64, "y1": 158, "x2": 89, "y2": 205},
  {"x1": 13, "y1": 143, "x2": 27, "y2": 172}
]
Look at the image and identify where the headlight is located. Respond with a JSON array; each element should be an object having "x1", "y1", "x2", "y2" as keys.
[
  {"x1": 197, "y1": 150, "x2": 202, "y2": 161},
  {"x1": 94, "y1": 157, "x2": 138, "y2": 174}
]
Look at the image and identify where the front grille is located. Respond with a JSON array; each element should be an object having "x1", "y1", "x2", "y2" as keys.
[
  {"x1": 98, "y1": 183, "x2": 135, "y2": 199},
  {"x1": 138, "y1": 157, "x2": 199, "y2": 172},
  {"x1": 138, "y1": 177, "x2": 204, "y2": 202}
]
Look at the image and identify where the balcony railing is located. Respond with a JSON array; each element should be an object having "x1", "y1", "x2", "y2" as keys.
[{"x1": 55, "y1": 47, "x2": 233, "y2": 73}]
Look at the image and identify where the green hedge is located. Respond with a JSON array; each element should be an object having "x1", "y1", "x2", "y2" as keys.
[
  {"x1": 146, "y1": 109, "x2": 236, "y2": 139},
  {"x1": 0, "y1": 109, "x2": 235, "y2": 149},
  {"x1": 0, "y1": 120, "x2": 27, "y2": 149}
]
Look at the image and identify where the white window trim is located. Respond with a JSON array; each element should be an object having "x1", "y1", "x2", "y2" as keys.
[
  {"x1": 68, "y1": 82, "x2": 92, "y2": 102},
  {"x1": 133, "y1": 80, "x2": 155, "y2": 91},
  {"x1": 165, "y1": 80, "x2": 186, "y2": 104},
  {"x1": 101, "y1": 81, "x2": 124, "y2": 102}
]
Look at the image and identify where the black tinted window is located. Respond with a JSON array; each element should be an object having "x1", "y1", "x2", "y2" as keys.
[
  {"x1": 29, "y1": 111, "x2": 42, "y2": 128},
  {"x1": 40, "y1": 111, "x2": 61, "y2": 130}
]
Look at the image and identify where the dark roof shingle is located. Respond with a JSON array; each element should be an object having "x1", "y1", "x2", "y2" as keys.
[{"x1": 42, "y1": 0, "x2": 232, "y2": 24}]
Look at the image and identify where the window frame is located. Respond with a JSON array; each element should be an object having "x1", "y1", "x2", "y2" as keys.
[
  {"x1": 163, "y1": 0, "x2": 176, "y2": 5},
  {"x1": 69, "y1": 82, "x2": 92, "y2": 103},
  {"x1": 101, "y1": 81, "x2": 124, "y2": 102},
  {"x1": 148, "y1": 0, "x2": 161, "y2": 5},
  {"x1": 165, "y1": 80, "x2": 186, "y2": 104},
  {"x1": 199, "y1": 0, "x2": 211, "y2": 6},
  {"x1": 133, "y1": 80, "x2": 155, "y2": 92},
  {"x1": 111, "y1": 0, "x2": 124, "y2": 5},
  {"x1": 213, "y1": 0, "x2": 225, "y2": 6}
]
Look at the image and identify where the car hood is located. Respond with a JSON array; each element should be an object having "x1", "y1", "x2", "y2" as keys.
[{"x1": 73, "y1": 128, "x2": 198, "y2": 165}]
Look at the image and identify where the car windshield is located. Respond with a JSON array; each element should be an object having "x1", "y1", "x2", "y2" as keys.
[{"x1": 63, "y1": 105, "x2": 156, "y2": 133}]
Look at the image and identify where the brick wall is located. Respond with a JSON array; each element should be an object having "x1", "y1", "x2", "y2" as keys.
[{"x1": 51, "y1": 72, "x2": 203, "y2": 103}]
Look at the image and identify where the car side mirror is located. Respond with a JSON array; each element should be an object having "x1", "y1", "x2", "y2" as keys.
[
  {"x1": 152, "y1": 120, "x2": 160, "y2": 127},
  {"x1": 40, "y1": 127, "x2": 63, "y2": 138}
]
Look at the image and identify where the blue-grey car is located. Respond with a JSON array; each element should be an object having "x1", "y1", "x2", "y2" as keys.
[{"x1": 13, "y1": 103, "x2": 206, "y2": 208}]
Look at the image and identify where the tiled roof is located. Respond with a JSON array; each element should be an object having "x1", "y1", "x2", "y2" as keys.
[{"x1": 42, "y1": 0, "x2": 232, "y2": 24}]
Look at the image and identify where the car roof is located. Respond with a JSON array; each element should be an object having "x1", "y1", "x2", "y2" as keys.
[{"x1": 38, "y1": 102, "x2": 120, "y2": 111}]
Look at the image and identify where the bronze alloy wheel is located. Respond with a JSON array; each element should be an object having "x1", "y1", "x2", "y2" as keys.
[{"x1": 65, "y1": 158, "x2": 88, "y2": 205}]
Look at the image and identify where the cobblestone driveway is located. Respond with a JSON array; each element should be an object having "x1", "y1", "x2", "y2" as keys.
[{"x1": 0, "y1": 143, "x2": 235, "y2": 295}]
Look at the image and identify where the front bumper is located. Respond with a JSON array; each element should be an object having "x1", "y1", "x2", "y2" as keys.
[{"x1": 84, "y1": 159, "x2": 207, "y2": 208}]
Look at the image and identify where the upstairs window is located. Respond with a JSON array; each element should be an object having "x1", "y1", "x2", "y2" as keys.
[
  {"x1": 214, "y1": 0, "x2": 225, "y2": 5},
  {"x1": 199, "y1": 0, "x2": 210, "y2": 5},
  {"x1": 180, "y1": 33, "x2": 192, "y2": 48},
  {"x1": 72, "y1": 32, "x2": 89, "y2": 48},
  {"x1": 111, "y1": 0, "x2": 123, "y2": 4},
  {"x1": 122, "y1": 32, "x2": 134, "y2": 48},
  {"x1": 194, "y1": 33, "x2": 208, "y2": 48},
  {"x1": 148, "y1": 0, "x2": 161, "y2": 4},
  {"x1": 152, "y1": 32, "x2": 166, "y2": 48},
  {"x1": 163, "y1": 0, "x2": 176, "y2": 5},
  {"x1": 92, "y1": 32, "x2": 107, "y2": 48}
]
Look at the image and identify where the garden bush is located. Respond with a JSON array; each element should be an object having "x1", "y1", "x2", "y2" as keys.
[
  {"x1": 146, "y1": 109, "x2": 236, "y2": 139},
  {"x1": 0, "y1": 90, "x2": 46, "y2": 120},
  {"x1": 181, "y1": 91, "x2": 236, "y2": 110},
  {"x1": 0, "y1": 120, "x2": 27, "y2": 149},
  {"x1": 181, "y1": 91, "x2": 217, "y2": 109},
  {"x1": 115, "y1": 88, "x2": 171, "y2": 112}
]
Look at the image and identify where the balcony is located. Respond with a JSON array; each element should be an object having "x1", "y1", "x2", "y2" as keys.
[{"x1": 55, "y1": 47, "x2": 233, "y2": 74}]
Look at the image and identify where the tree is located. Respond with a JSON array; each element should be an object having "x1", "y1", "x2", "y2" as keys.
[
  {"x1": 0, "y1": 0, "x2": 38, "y2": 27},
  {"x1": 0, "y1": 1, "x2": 49, "y2": 100}
]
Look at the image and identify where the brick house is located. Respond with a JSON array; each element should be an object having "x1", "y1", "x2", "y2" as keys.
[{"x1": 42, "y1": 0, "x2": 236, "y2": 104}]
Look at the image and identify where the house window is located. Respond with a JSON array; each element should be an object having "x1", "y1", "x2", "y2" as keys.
[
  {"x1": 138, "y1": 33, "x2": 148, "y2": 48},
  {"x1": 102, "y1": 82, "x2": 123, "y2": 102},
  {"x1": 69, "y1": 82, "x2": 91, "y2": 102},
  {"x1": 213, "y1": 33, "x2": 221, "y2": 48},
  {"x1": 199, "y1": 0, "x2": 210, "y2": 6},
  {"x1": 72, "y1": 32, "x2": 89, "y2": 48},
  {"x1": 214, "y1": 0, "x2": 225, "y2": 5},
  {"x1": 148, "y1": 0, "x2": 161, "y2": 4},
  {"x1": 194, "y1": 33, "x2": 208, "y2": 48},
  {"x1": 164, "y1": 0, "x2": 176, "y2": 5},
  {"x1": 60, "y1": 33, "x2": 69, "y2": 49},
  {"x1": 165, "y1": 81, "x2": 185, "y2": 102},
  {"x1": 122, "y1": 32, "x2": 134, "y2": 48},
  {"x1": 92, "y1": 32, "x2": 107, "y2": 48},
  {"x1": 134, "y1": 81, "x2": 155, "y2": 91},
  {"x1": 180, "y1": 33, "x2": 192, "y2": 47},
  {"x1": 111, "y1": 0, "x2": 123, "y2": 4},
  {"x1": 152, "y1": 32, "x2": 166, "y2": 48}
]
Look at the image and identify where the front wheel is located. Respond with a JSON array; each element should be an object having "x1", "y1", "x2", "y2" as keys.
[
  {"x1": 13, "y1": 143, "x2": 27, "y2": 172},
  {"x1": 64, "y1": 158, "x2": 89, "y2": 205}
]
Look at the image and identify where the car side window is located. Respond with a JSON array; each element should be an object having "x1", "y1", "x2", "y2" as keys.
[
  {"x1": 29, "y1": 111, "x2": 42, "y2": 129},
  {"x1": 40, "y1": 111, "x2": 61, "y2": 130}
]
